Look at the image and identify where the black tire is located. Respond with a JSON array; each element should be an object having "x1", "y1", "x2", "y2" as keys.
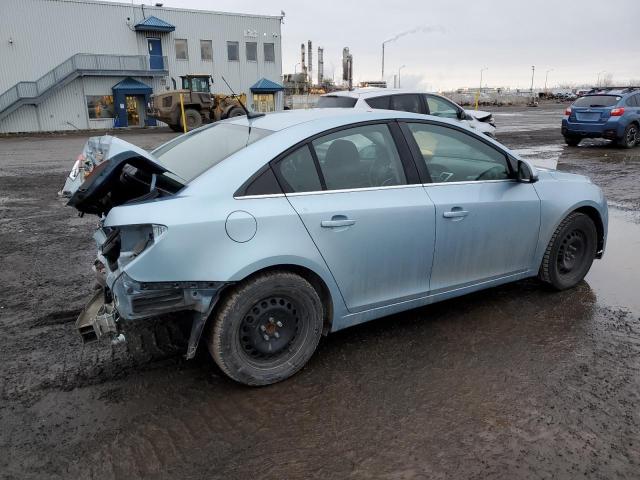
[
  {"x1": 168, "y1": 123, "x2": 183, "y2": 132},
  {"x1": 564, "y1": 136, "x2": 581, "y2": 147},
  {"x1": 180, "y1": 109, "x2": 203, "y2": 131},
  {"x1": 207, "y1": 271, "x2": 323, "y2": 386},
  {"x1": 619, "y1": 123, "x2": 639, "y2": 149},
  {"x1": 539, "y1": 212, "x2": 597, "y2": 290},
  {"x1": 226, "y1": 106, "x2": 246, "y2": 119}
]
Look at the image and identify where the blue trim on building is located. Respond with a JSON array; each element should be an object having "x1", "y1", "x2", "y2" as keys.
[
  {"x1": 112, "y1": 78, "x2": 156, "y2": 127},
  {"x1": 134, "y1": 16, "x2": 176, "y2": 33},
  {"x1": 250, "y1": 78, "x2": 284, "y2": 93}
]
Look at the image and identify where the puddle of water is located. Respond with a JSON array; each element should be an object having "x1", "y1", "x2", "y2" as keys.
[
  {"x1": 512, "y1": 144, "x2": 563, "y2": 169},
  {"x1": 586, "y1": 209, "x2": 640, "y2": 316},
  {"x1": 498, "y1": 124, "x2": 560, "y2": 133}
]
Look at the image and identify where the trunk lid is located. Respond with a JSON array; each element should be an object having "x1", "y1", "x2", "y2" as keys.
[
  {"x1": 61, "y1": 135, "x2": 184, "y2": 216},
  {"x1": 571, "y1": 107, "x2": 609, "y2": 123}
]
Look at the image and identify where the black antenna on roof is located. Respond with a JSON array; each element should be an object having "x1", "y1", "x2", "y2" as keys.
[{"x1": 221, "y1": 76, "x2": 265, "y2": 119}]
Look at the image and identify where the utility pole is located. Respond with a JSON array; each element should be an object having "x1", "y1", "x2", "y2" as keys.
[
  {"x1": 544, "y1": 69, "x2": 553, "y2": 92},
  {"x1": 476, "y1": 67, "x2": 487, "y2": 110},
  {"x1": 398, "y1": 65, "x2": 406, "y2": 89},
  {"x1": 529, "y1": 65, "x2": 536, "y2": 105}
]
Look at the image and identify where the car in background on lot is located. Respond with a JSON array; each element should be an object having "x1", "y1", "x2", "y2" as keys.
[
  {"x1": 317, "y1": 89, "x2": 497, "y2": 138},
  {"x1": 562, "y1": 87, "x2": 640, "y2": 148},
  {"x1": 65, "y1": 108, "x2": 607, "y2": 386}
]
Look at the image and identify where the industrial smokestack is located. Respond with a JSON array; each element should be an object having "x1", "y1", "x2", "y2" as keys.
[
  {"x1": 318, "y1": 47, "x2": 324, "y2": 85},
  {"x1": 300, "y1": 43, "x2": 307, "y2": 75},
  {"x1": 308, "y1": 40, "x2": 313, "y2": 80},
  {"x1": 342, "y1": 47, "x2": 353, "y2": 90}
]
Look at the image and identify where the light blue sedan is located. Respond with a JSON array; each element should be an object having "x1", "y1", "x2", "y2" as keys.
[{"x1": 67, "y1": 109, "x2": 608, "y2": 385}]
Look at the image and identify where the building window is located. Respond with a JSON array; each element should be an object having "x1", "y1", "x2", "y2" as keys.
[
  {"x1": 246, "y1": 42, "x2": 257, "y2": 62},
  {"x1": 200, "y1": 40, "x2": 213, "y2": 61},
  {"x1": 227, "y1": 41, "x2": 239, "y2": 61},
  {"x1": 175, "y1": 39, "x2": 188, "y2": 60},
  {"x1": 264, "y1": 43, "x2": 275, "y2": 62},
  {"x1": 86, "y1": 95, "x2": 115, "y2": 119}
]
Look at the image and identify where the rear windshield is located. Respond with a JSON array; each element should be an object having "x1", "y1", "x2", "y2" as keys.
[
  {"x1": 152, "y1": 123, "x2": 272, "y2": 182},
  {"x1": 316, "y1": 96, "x2": 358, "y2": 108},
  {"x1": 573, "y1": 95, "x2": 621, "y2": 107}
]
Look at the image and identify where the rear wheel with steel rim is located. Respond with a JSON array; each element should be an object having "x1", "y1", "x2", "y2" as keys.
[
  {"x1": 539, "y1": 212, "x2": 597, "y2": 290},
  {"x1": 207, "y1": 271, "x2": 323, "y2": 386},
  {"x1": 620, "y1": 123, "x2": 639, "y2": 149}
]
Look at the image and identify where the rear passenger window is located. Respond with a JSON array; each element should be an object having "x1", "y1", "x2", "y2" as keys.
[
  {"x1": 311, "y1": 124, "x2": 406, "y2": 190},
  {"x1": 365, "y1": 96, "x2": 391, "y2": 109},
  {"x1": 626, "y1": 95, "x2": 640, "y2": 107},
  {"x1": 406, "y1": 123, "x2": 510, "y2": 182},
  {"x1": 390, "y1": 94, "x2": 423, "y2": 114},
  {"x1": 241, "y1": 167, "x2": 282, "y2": 196},
  {"x1": 275, "y1": 146, "x2": 322, "y2": 193}
]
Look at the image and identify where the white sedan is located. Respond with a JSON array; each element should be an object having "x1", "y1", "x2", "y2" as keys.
[{"x1": 317, "y1": 88, "x2": 497, "y2": 138}]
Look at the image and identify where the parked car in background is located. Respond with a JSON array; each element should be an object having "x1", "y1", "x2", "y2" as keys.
[
  {"x1": 317, "y1": 89, "x2": 497, "y2": 138},
  {"x1": 66, "y1": 109, "x2": 607, "y2": 386},
  {"x1": 562, "y1": 87, "x2": 640, "y2": 148}
]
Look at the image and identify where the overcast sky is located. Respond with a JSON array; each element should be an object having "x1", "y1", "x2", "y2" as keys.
[{"x1": 115, "y1": 0, "x2": 639, "y2": 90}]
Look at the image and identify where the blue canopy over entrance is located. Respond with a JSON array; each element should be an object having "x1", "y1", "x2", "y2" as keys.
[{"x1": 112, "y1": 77, "x2": 155, "y2": 128}]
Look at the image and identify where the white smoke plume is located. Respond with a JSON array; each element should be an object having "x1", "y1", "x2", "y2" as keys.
[{"x1": 384, "y1": 25, "x2": 445, "y2": 44}]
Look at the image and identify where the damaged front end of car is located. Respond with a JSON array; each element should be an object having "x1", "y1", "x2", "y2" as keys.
[{"x1": 66, "y1": 135, "x2": 227, "y2": 359}]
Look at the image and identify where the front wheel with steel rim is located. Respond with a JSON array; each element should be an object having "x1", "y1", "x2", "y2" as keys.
[
  {"x1": 619, "y1": 123, "x2": 639, "y2": 149},
  {"x1": 539, "y1": 212, "x2": 597, "y2": 290},
  {"x1": 207, "y1": 271, "x2": 323, "y2": 386}
]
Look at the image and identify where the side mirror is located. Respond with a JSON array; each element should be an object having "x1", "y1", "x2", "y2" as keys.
[
  {"x1": 457, "y1": 109, "x2": 466, "y2": 120},
  {"x1": 517, "y1": 160, "x2": 538, "y2": 183}
]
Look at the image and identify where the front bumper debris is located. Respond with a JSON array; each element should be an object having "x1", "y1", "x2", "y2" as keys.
[{"x1": 76, "y1": 289, "x2": 118, "y2": 343}]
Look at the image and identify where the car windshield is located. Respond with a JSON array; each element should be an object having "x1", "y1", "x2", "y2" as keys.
[
  {"x1": 316, "y1": 96, "x2": 358, "y2": 108},
  {"x1": 573, "y1": 95, "x2": 621, "y2": 107},
  {"x1": 152, "y1": 123, "x2": 272, "y2": 182}
]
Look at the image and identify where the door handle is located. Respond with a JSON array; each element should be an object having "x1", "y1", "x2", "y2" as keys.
[
  {"x1": 321, "y1": 217, "x2": 356, "y2": 228},
  {"x1": 443, "y1": 209, "x2": 469, "y2": 219}
]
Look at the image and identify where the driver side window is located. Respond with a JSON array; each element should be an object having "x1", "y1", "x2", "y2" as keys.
[
  {"x1": 424, "y1": 95, "x2": 459, "y2": 119},
  {"x1": 406, "y1": 123, "x2": 510, "y2": 183}
]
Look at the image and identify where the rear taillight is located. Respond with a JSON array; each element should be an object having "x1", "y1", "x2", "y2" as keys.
[
  {"x1": 564, "y1": 107, "x2": 571, "y2": 116},
  {"x1": 610, "y1": 107, "x2": 625, "y2": 116}
]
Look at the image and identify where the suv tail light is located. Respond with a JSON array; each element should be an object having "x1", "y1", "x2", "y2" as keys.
[
  {"x1": 564, "y1": 107, "x2": 571, "y2": 116},
  {"x1": 610, "y1": 107, "x2": 625, "y2": 116}
]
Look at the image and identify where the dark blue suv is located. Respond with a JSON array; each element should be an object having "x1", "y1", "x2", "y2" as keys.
[{"x1": 562, "y1": 87, "x2": 640, "y2": 148}]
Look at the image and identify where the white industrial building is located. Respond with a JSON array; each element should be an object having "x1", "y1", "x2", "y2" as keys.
[{"x1": 0, "y1": 0, "x2": 284, "y2": 133}]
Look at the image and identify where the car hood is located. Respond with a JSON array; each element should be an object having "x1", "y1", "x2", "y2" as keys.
[
  {"x1": 62, "y1": 136, "x2": 184, "y2": 216},
  {"x1": 548, "y1": 170, "x2": 590, "y2": 183},
  {"x1": 535, "y1": 168, "x2": 590, "y2": 183}
]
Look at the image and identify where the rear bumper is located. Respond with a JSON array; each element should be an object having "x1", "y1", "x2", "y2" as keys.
[{"x1": 562, "y1": 118, "x2": 624, "y2": 139}]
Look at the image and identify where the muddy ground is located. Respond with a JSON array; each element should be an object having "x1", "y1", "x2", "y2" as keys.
[{"x1": 1, "y1": 103, "x2": 639, "y2": 479}]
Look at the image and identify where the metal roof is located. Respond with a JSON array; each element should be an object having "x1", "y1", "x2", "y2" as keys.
[
  {"x1": 112, "y1": 77, "x2": 152, "y2": 92},
  {"x1": 134, "y1": 16, "x2": 176, "y2": 32},
  {"x1": 250, "y1": 78, "x2": 284, "y2": 93}
]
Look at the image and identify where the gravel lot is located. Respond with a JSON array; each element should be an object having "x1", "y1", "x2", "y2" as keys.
[{"x1": 1, "y1": 103, "x2": 639, "y2": 479}]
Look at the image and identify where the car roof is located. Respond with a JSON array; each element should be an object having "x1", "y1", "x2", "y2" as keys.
[
  {"x1": 322, "y1": 88, "x2": 439, "y2": 99},
  {"x1": 226, "y1": 107, "x2": 442, "y2": 132},
  {"x1": 584, "y1": 87, "x2": 640, "y2": 96}
]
